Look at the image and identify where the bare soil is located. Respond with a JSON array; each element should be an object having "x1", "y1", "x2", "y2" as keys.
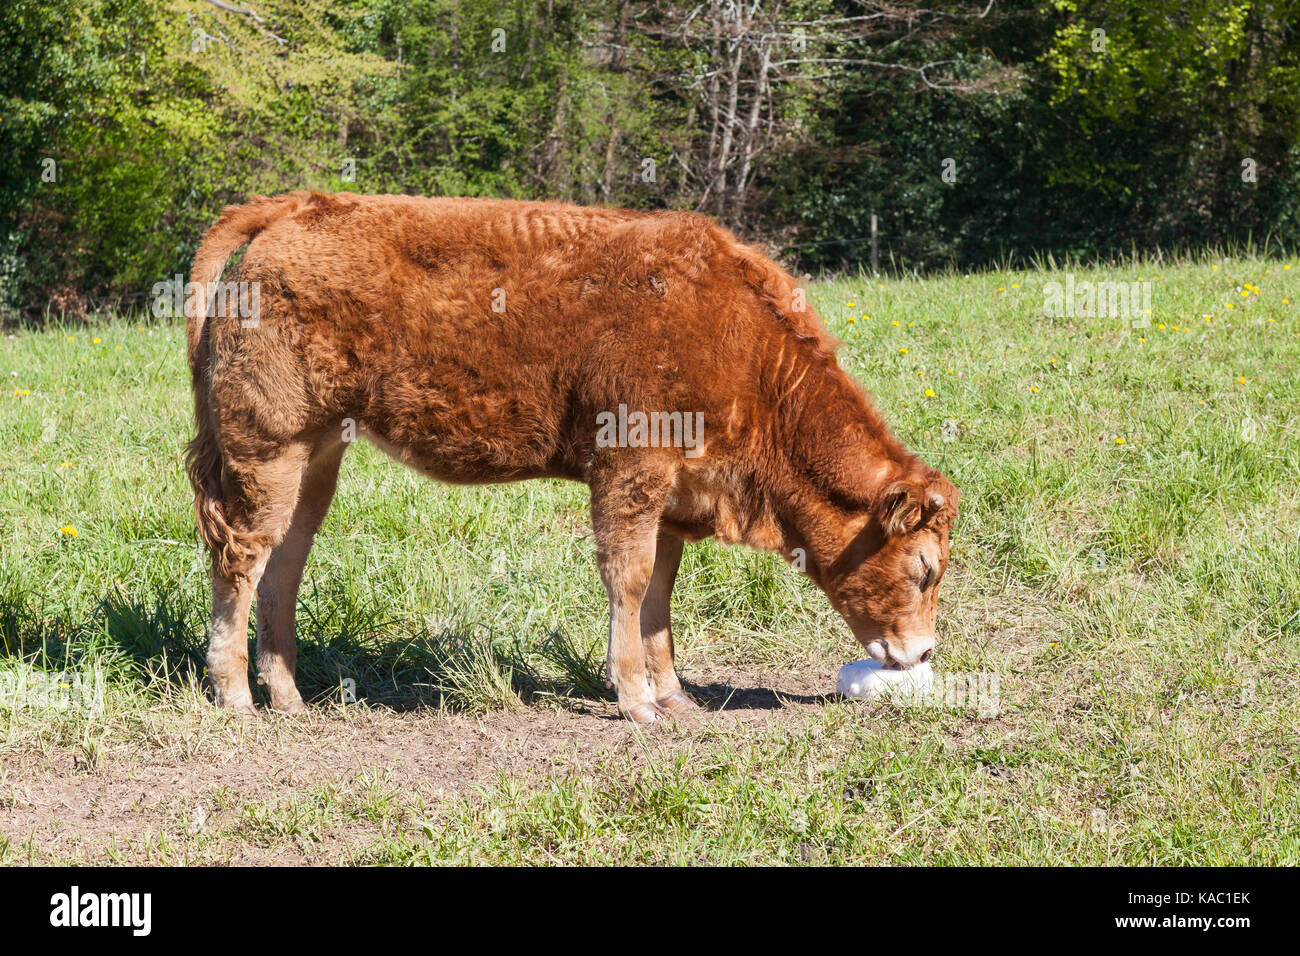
[{"x1": 0, "y1": 659, "x2": 836, "y2": 863}]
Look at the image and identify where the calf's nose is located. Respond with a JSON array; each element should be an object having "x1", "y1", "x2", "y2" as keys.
[{"x1": 888, "y1": 635, "x2": 935, "y2": 669}]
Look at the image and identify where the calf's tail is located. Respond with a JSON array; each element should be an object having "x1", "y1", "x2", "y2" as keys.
[{"x1": 185, "y1": 192, "x2": 305, "y2": 579}]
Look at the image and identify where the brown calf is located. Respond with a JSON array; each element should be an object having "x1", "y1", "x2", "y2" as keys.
[{"x1": 185, "y1": 192, "x2": 959, "y2": 722}]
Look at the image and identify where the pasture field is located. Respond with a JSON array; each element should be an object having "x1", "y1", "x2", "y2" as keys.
[{"x1": 1, "y1": 258, "x2": 1297, "y2": 865}]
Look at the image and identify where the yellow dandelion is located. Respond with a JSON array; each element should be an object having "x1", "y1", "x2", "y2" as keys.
[
  {"x1": 1114, "y1": 437, "x2": 1125, "y2": 445},
  {"x1": 1285, "y1": 263, "x2": 1292, "y2": 270},
  {"x1": 1236, "y1": 376, "x2": 1246, "y2": 385},
  {"x1": 60, "y1": 461, "x2": 71, "y2": 469},
  {"x1": 59, "y1": 525, "x2": 78, "y2": 537},
  {"x1": 1138, "y1": 337, "x2": 1146, "y2": 343},
  {"x1": 847, "y1": 316, "x2": 857, "y2": 324},
  {"x1": 899, "y1": 347, "x2": 909, "y2": 354},
  {"x1": 1157, "y1": 323, "x2": 1166, "y2": 330},
  {"x1": 847, "y1": 301, "x2": 856, "y2": 308},
  {"x1": 892, "y1": 320, "x2": 900, "y2": 327},
  {"x1": 924, "y1": 388, "x2": 935, "y2": 397},
  {"x1": 92, "y1": 337, "x2": 101, "y2": 344},
  {"x1": 1029, "y1": 385, "x2": 1039, "y2": 393}
]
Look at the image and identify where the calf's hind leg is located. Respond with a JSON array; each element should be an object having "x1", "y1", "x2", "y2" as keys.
[
  {"x1": 204, "y1": 445, "x2": 312, "y2": 713},
  {"x1": 255, "y1": 439, "x2": 346, "y2": 713}
]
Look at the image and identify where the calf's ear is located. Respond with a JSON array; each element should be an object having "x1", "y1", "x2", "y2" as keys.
[{"x1": 879, "y1": 481, "x2": 924, "y2": 537}]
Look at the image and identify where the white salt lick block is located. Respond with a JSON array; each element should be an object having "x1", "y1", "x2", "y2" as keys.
[{"x1": 836, "y1": 659, "x2": 935, "y2": 699}]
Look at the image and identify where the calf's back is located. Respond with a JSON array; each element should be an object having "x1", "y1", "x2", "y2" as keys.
[{"x1": 201, "y1": 192, "x2": 822, "y2": 486}]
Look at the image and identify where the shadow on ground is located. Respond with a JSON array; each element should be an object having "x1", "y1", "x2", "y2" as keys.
[
  {"x1": 0, "y1": 581, "x2": 619, "y2": 713},
  {"x1": 686, "y1": 680, "x2": 832, "y2": 712}
]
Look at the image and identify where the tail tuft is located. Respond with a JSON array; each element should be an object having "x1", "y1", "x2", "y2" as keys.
[{"x1": 185, "y1": 426, "x2": 256, "y2": 581}]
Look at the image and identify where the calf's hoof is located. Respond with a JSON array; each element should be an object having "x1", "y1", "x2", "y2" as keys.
[
  {"x1": 271, "y1": 697, "x2": 308, "y2": 715},
  {"x1": 221, "y1": 700, "x2": 259, "y2": 718},
  {"x1": 656, "y1": 691, "x2": 699, "y2": 714},
  {"x1": 623, "y1": 702, "x2": 663, "y2": 724}
]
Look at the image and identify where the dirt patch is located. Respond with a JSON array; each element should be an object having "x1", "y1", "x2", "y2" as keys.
[{"x1": 0, "y1": 659, "x2": 838, "y2": 863}]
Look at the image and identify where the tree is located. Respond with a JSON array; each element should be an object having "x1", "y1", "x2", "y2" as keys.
[{"x1": 619, "y1": 0, "x2": 1001, "y2": 231}]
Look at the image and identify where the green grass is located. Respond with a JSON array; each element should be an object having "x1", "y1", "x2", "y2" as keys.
[{"x1": 1, "y1": 255, "x2": 1297, "y2": 864}]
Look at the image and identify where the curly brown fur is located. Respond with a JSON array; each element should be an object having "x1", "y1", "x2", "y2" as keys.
[{"x1": 185, "y1": 193, "x2": 960, "y2": 719}]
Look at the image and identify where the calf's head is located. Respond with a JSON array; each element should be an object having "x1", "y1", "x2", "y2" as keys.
[{"x1": 807, "y1": 470, "x2": 959, "y2": 670}]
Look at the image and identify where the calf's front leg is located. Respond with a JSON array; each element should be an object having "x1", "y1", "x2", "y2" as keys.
[
  {"x1": 596, "y1": 527, "x2": 659, "y2": 722},
  {"x1": 641, "y1": 531, "x2": 696, "y2": 713}
]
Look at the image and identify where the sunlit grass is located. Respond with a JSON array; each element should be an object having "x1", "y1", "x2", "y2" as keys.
[{"x1": 1, "y1": 254, "x2": 1297, "y2": 863}]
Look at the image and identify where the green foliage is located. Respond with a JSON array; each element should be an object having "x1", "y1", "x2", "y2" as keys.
[
  {"x1": 1040, "y1": 0, "x2": 1300, "y2": 243},
  {"x1": 772, "y1": 0, "x2": 1300, "y2": 269},
  {"x1": 2, "y1": 0, "x2": 1300, "y2": 314},
  {"x1": 364, "y1": 0, "x2": 672, "y2": 203}
]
